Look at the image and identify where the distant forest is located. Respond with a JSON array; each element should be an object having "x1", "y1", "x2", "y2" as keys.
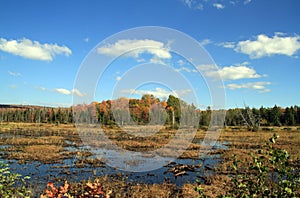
[{"x1": 0, "y1": 95, "x2": 300, "y2": 128}]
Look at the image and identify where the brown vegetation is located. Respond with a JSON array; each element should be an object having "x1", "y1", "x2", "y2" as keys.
[{"x1": 1, "y1": 123, "x2": 300, "y2": 197}]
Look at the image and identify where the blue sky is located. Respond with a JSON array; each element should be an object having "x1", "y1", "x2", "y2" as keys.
[{"x1": 0, "y1": 0, "x2": 299, "y2": 109}]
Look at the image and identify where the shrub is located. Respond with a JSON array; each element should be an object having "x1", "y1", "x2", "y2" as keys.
[
  {"x1": 0, "y1": 161, "x2": 31, "y2": 197},
  {"x1": 195, "y1": 134, "x2": 300, "y2": 197},
  {"x1": 229, "y1": 133, "x2": 300, "y2": 197},
  {"x1": 40, "y1": 179, "x2": 111, "y2": 198}
]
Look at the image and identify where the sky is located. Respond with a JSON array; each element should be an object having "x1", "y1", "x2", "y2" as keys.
[{"x1": 0, "y1": 0, "x2": 299, "y2": 109}]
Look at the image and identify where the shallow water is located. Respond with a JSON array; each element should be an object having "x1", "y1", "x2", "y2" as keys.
[
  {"x1": 2, "y1": 155, "x2": 221, "y2": 196},
  {"x1": 0, "y1": 130, "x2": 227, "y2": 196}
]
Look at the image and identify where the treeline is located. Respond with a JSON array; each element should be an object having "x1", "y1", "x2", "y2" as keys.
[
  {"x1": 0, "y1": 105, "x2": 73, "y2": 124},
  {"x1": 226, "y1": 105, "x2": 300, "y2": 127},
  {"x1": 0, "y1": 95, "x2": 300, "y2": 127}
]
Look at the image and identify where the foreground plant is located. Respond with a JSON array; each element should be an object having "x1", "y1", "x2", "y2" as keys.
[
  {"x1": 41, "y1": 179, "x2": 111, "y2": 198},
  {"x1": 195, "y1": 133, "x2": 300, "y2": 197},
  {"x1": 0, "y1": 161, "x2": 31, "y2": 198}
]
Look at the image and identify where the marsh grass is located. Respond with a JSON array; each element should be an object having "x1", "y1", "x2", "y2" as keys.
[
  {"x1": 1, "y1": 123, "x2": 300, "y2": 197},
  {"x1": 8, "y1": 145, "x2": 64, "y2": 163}
]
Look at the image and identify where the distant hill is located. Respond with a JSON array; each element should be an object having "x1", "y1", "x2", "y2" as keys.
[{"x1": 0, "y1": 104, "x2": 47, "y2": 109}]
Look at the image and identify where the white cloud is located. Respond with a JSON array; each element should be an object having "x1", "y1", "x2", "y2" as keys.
[
  {"x1": 182, "y1": 0, "x2": 203, "y2": 10},
  {"x1": 235, "y1": 33, "x2": 300, "y2": 58},
  {"x1": 199, "y1": 39, "x2": 212, "y2": 46},
  {"x1": 54, "y1": 88, "x2": 85, "y2": 97},
  {"x1": 182, "y1": 0, "x2": 193, "y2": 8},
  {"x1": 226, "y1": 82, "x2": 271, "y2": 93},
  {"x1": 72, "y1": 89, "x2": 85, "y2": 97},
  {"x1": 218, "y1": 41, "x2": 235, "y2": 48},
  {"x1": 173, "y1": 89, "x2": 193, "y2": 96},
  {"x1": 199, "y1": 65, "x2": 262, "y2": 81},
  {"x1": 0, "y1": 38, "x2": 72, "y2": 61},
  {"x1": 197, "y1": 64, "x2": 216, "y2": 71},
  {"x1": 238, "y1": 61, "x2": 250, "y2": 66},
  {"x1": 229, "y1": 1, "x2": 237, "y2": 5},
  {"x1": 97, "y1": 39, "x2": 171, "y2": 61},
  {"x1": 37, "y1": 86, "x2": 47, "y2": 91},
  {"x1": 38, "y1": 101, "x2": 71, "y2": 107},
  {"x1": 8, "y1": 70, "x2": 21, "y2": 77},
  {"x1": 121, "y1": 87, "x2": 192, "y2": 98},
  {"x1": 84, "y1": 37, "x2": 89, "y2": 43},
  {"x1": 54, "y1": 88, "x2": 71, "y2": 95},
  {"x1": 244, "y1": 0, "x2": 252, "y2": 4},
  {"x1": 150, "y1": 56, "x2": 167, "y2": 65},
  {"x1": 116, "y1": 76, "x2": 122, "y2": 81},
  {"x1": 177, "y1": 59, "x2": 185, "y2": 66},
  {"x1": 213, "y1": 3, "x2": 225, "y2": 9},
  {"x1": 182, "y1": 0, "x2": 251, "y2": 10},
  {"x1": 175, "y1": 67, "x2": 197, "y2": 73}
]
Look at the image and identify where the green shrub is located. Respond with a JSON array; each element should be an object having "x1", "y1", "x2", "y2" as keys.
[
  {"x1": 0, "y1": 161, "x2": 31, "y2": 197},
  {"x1": 229, "y1": 133, "x2": 300, "y2": 197},
  {"x1": 195, "y1": 134, "x2": 300, "y2": 197}
]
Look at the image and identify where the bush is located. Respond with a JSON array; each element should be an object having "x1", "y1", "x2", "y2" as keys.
[
  {"x1": 195, "y1": 134, "x2": 300, "y2": 197},
  {"x1": 229, "y1": 133, "x2": 300, "y2": 197},
  {"x1": 40, "y1": 179, "x2": 111, "y2": 198},
  {"x1": 0, "y1": 161, "x2": 31, "y2": 197}
]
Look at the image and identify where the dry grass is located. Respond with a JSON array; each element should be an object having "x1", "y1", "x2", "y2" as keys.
[
  {"x1": 1, "y1": 123, "x2": 300, "y2": 197},
  {"x1": 218, "y1": 129, "x2": 300, "y2": 159},
  {"x1": 181, "y1": 183, "x2": 200, "y2": 197},
  {"x1": 68, "y1": 176, "x2": 180, "y2": 198},
  {"x1": 127, "y1": 183, "x2": 178, "y2": 198},
  {"x1": 194, "y1": 175, "x2": 232, "y2": 197},
  {"x1": 3, "y1": 136, "x2": 64, "y2": 146},
  {"x1": 9, "y1": 145, "x2": 64, "y2": 163}
]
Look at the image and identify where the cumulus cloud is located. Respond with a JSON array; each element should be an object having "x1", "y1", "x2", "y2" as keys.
[
  {"x1": 97, "y1": 39, "x2": 171, "y2": 61},
  {"x1": 0, "y1": 38, "x2": 72, "y2": 61},
  {"x1": 213, "y1": 3, "x2": 225, "y2": 9},
  {"x1": 199, "y1": 65, "x2": 262, "y2": 81},
  {"x1": 8, "y1": 71, "x2": 21, "y2": 77},
  {"x1": 226, "y1": 82, "x2": 271, "y2": 93},
  {"x1": 116, "y1": 76, "x2": 122, "y2": 81},
  {"x1": 235, "y1": 33, "x2": 300, "y2": 58},
  {"x1": 121, "y1": 87, "x2": 192, "y2": 98},
  {"x1": 54, "y1": 88, "x2": 85, "y2": 97}
]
